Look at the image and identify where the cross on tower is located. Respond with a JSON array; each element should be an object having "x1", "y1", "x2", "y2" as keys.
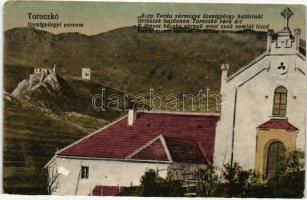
[{"x1": 280, "y1": 7, "x2": 293, "y2": 29}]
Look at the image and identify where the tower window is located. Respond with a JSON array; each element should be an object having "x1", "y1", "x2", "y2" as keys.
[{"x1": 272, "y1": 86, "x2": 287, "y2": 116}]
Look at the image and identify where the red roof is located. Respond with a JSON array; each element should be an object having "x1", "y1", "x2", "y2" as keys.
[
  {"x1": 257, "y1": 119, "x2": 298, "y2": 130},
  {"x1": 130, "y1": 135, "x2": 207, "y2": 163},
  {"x1": 91, "y1": 185, "x2": 124, "y2": 196},
  {"x1": 132, "y1": 137, "x2": 169, "y2": 161},
  {"x1": 58, "y1": 112, "x2": 219, "y2": 163},
  {"x1": 164, "y1": 136, "x2": 207, "y2": 163}
]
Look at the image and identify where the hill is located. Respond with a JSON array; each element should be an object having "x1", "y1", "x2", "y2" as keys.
[
  {"x1": 3, "y1": 72, "x2": 126, "y2": 194},
  {"x1": 4, "y1": 26, "x2": 267, "y2": 97}
]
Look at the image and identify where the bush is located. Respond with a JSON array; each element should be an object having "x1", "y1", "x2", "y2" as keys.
[
  {"x1": 139, "y1": 169, "x2": 184, "y2": 197},
  {"x1": 122, "y1": 150, "x2": 305, "y2": 198},
  {"x1": 246, "y1": 171, "x2": 305, "y2": 198},
  {"x1": 286, "y1": 150, "x2": 305, "y2": 173},
  {"x1": 193, "y1": 163, "x2": 219, "y2": 196},
  {"x1": 140, "y1": 169, "x2": 161, "y2": 196},
  {"x1": 246, "y1": 150, "x2": 305, "y2": 198},
  {"x1": 118, "y1": 186, "x2": 142, "y2": 196},
  {"x1": 221, "y1": 162, "x2": 256, "y2": 197}
]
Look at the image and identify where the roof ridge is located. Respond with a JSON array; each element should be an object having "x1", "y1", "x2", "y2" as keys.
[
  {"x1": 126, "y1": 134, "x2": 173, "y2": 162},
  {"x1": 126, "y1": 135, "x2": 162, "y2": 159},
  {"x1": 196, "y1": 141, "x2": 210, "y2": 163},
  {"x1": 159, "y1": 135, "x2": 173, "y2": 162},
  {"x1": 139, "y1": 110, "x2": 220, "y2": 116}
]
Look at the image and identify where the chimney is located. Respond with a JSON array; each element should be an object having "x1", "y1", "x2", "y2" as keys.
[
  {"x1": 266, "y1": 29, "x2": 274, "y2": 53},
  {"x1": 220, "y1": 63, "x2": 229, "y2": 95},
  {"x1": 128, "y1": 99, "x2": 137, "y2": 126},
  {"x1": 294, "y1": 28, "x2": 301, "y2": 54}
]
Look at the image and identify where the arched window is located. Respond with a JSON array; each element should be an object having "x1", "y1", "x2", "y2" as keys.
[
  {"x1": 272, "y1": 86, "x2": 287, "y2": 116},
  {"x1": 266, "y1": 141, "x2": 286, "y2": 179}
]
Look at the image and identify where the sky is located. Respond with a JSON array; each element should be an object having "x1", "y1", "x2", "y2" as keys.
[{"x1": 3, "y1": 1, "x2": 306, "y2": 38}]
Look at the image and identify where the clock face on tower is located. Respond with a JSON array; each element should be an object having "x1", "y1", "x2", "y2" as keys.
[{"x1": 277, "y1": 62, "x2": 288, "y2": 75}]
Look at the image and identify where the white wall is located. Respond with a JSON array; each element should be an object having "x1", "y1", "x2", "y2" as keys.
[
  {"x1": 214, "y1": 54, "x2": 306, "y2": 170},
  {"x1": 51, "y1": 157, "x2": 169, "y2": 196}
]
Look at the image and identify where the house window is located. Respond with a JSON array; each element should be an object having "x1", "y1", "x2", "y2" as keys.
[
  {"x1": 272, "y1": 86, "x2": 287, "y2": 116},
  {"x1": 81, "y1": 166, "x2": 89, "y2": 179}
]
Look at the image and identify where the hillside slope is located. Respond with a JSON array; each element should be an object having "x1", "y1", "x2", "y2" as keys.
[
  {"x1": 3, "y1": 96, "x2": 114, "y2": 194},
  {"x1": 3, "y1": 72, "x2": 125, "y2": 194},
  {"x1": 4, "y1": 27, "x2": 267, "y2": 97}
]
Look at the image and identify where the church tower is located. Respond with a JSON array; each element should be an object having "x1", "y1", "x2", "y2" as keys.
[
  {"x1": 214, "y1": 7, "x2": 306, "y2": 180},
  {"x1": 267, "y1": 7, "x2": 301, "y2": 55}
]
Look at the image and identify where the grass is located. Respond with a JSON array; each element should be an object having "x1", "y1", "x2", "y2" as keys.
[
  {"x1": 3, "y1": 98, "x2": 111, "y2": 194},
  {"x1": 62, "y1": 113, "x2": 109, "y2": 132}
]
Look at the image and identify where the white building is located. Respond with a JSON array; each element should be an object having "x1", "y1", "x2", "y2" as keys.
[
  {"x1": 214, "y1": 7, "x2": 306, "y2": 179},
  {"x1": 45, "y1": 111, "x2": 219, "y2": 195},
  {"x1": 81, "y1": 68, "x2": 91, "y2": 80}
]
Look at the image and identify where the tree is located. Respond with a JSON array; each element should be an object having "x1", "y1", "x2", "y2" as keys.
[
  {"x1": 267, "y1": 150, "x2": 305, "y2": 198},
  {"x1": 193, "y1": 164, "x2": 219, "y2": 196},
  {"x1": 139, "y1": 169, "x2": 184, "y2": 197},
  {"x1": 46, "y1": 165, "x2": 59, "y2": 194},
  {"x1": 247, "y1": 150, "x2": 305, "y2": 198},
  {"x1": 140, "y1": 169, "x2": 161, "y2": 196},
  {"x1": 222, "y1": 162, "x2": 255, "y2": 197},
  {"x1": 286, "y1": 150, "x2": 305, "y2": 173}
]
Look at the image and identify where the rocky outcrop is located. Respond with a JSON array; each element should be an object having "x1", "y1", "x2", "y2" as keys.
[
  {"x1": 11, "y1": 71, "x2": 61, "y2": 99},
  {"x1": 10, "y1": 70, "x2": 77, "y2": 112},
  {"x1": 3, "y1": 91, "x2": 15, "y2": 101}
]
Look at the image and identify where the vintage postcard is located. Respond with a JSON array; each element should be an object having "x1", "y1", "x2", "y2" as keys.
[{"x1": 2, "y1": 1, "x2": 306, "y2": 197}]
